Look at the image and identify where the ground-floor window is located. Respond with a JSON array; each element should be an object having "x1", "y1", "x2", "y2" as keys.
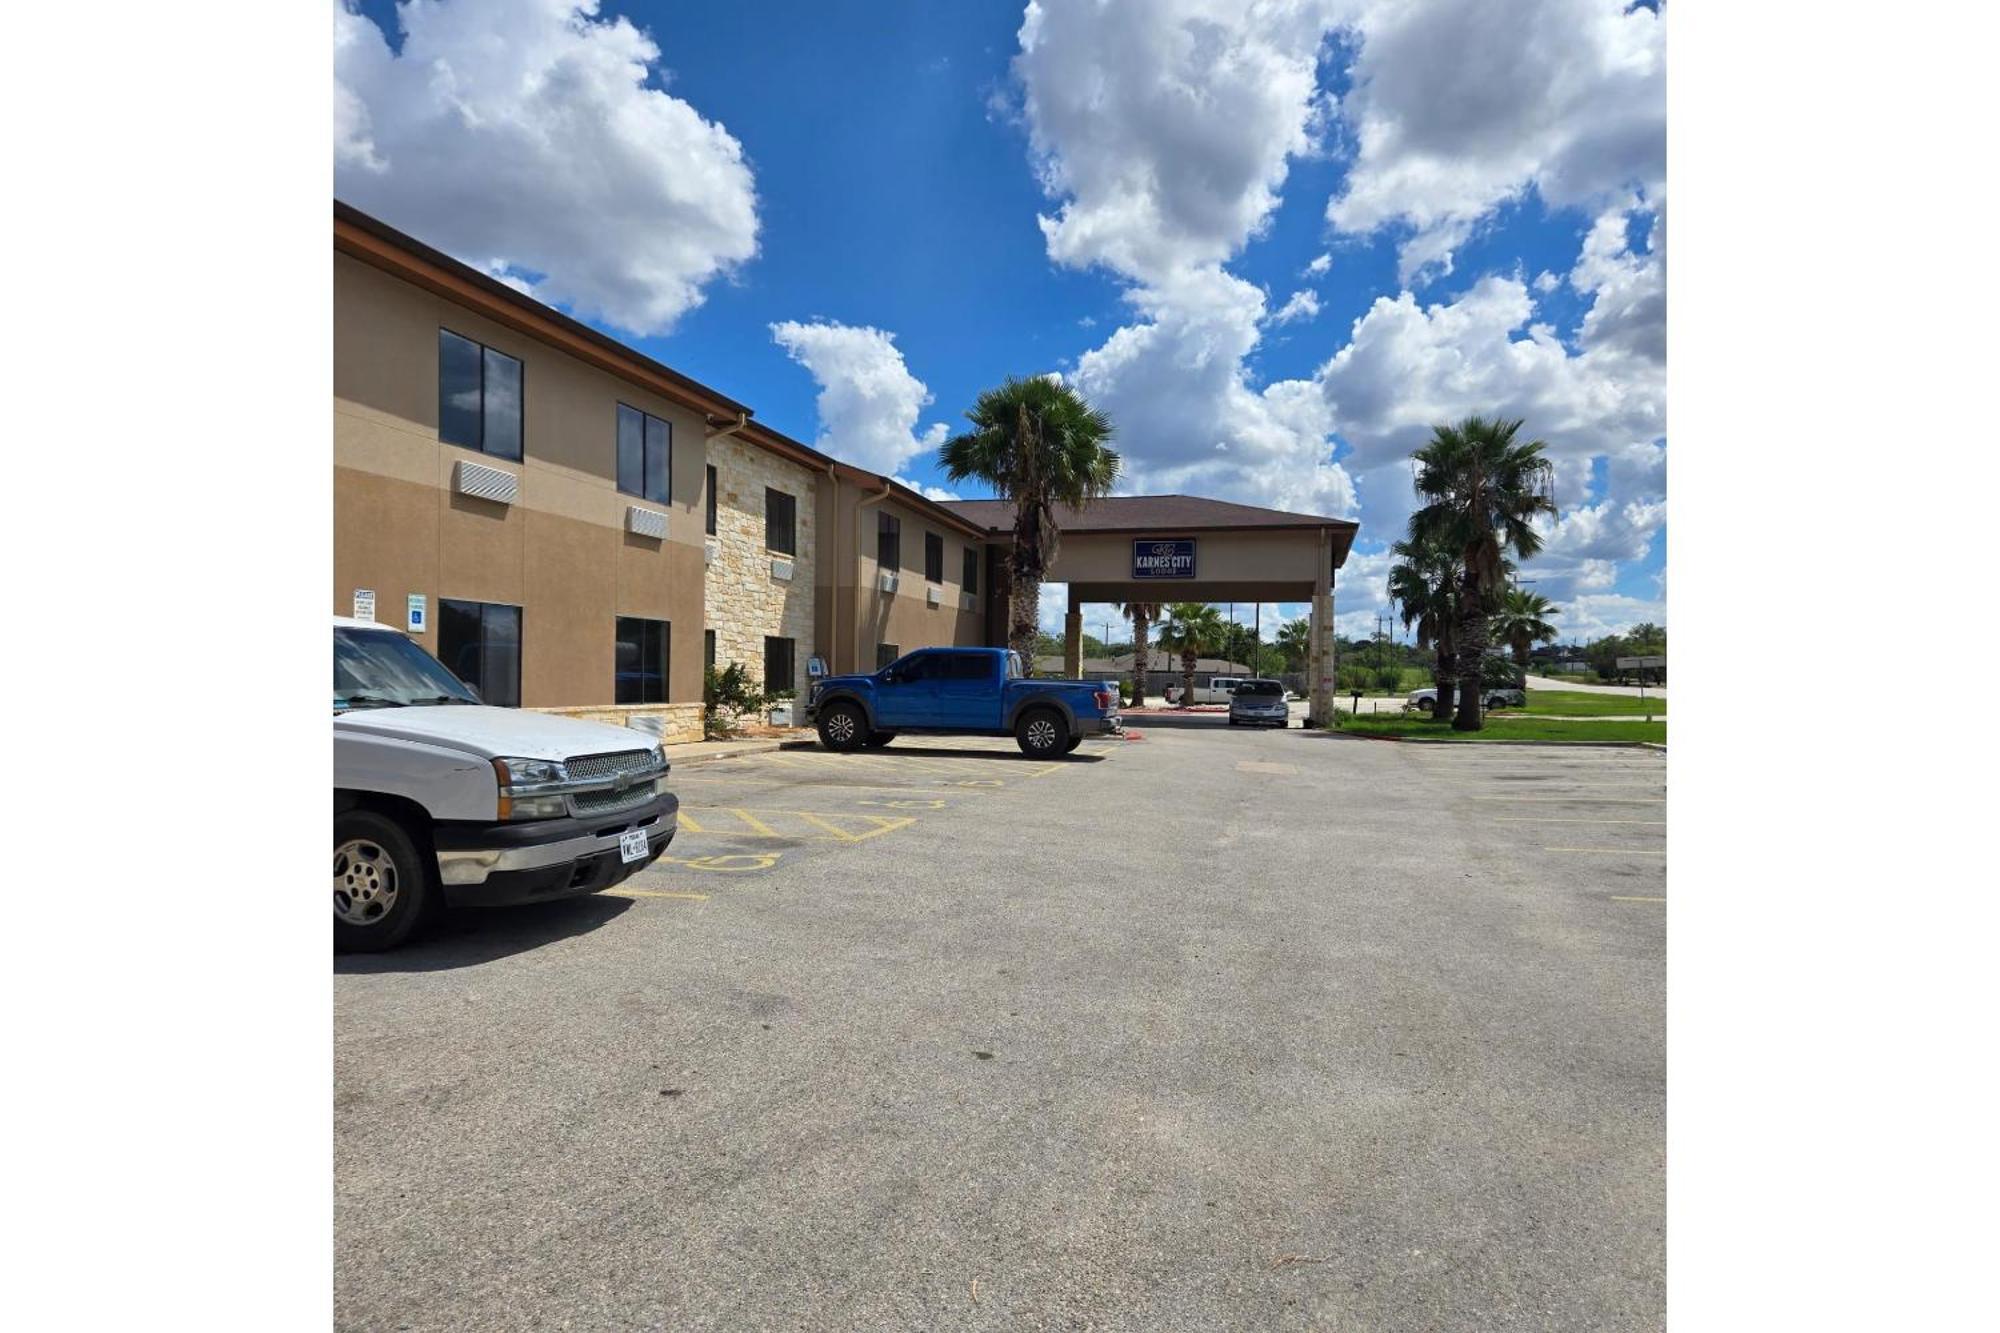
[
  {"x1": 764, "y1": 636, "x2": 796, "y2": 694},
  {"x1": 615, "y1": 617, "x2": 669, "y2": 704},
  {"x1": 438, "y1": 599, "x2": 521, "y2": 707},
  {"x1": 704, "y1": 629, "x2": 716, "y2": 671},
  {"x1": 876, "y1": 642, "x2": 899, "y2": 670}
]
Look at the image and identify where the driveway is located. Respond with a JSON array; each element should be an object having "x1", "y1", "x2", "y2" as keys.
[{"x1": 336, "y1": 728, "x2": 1664, "y2": 1331}]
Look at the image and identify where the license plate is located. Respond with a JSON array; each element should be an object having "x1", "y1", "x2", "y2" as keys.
[{"x1": 618, "y1": 829, "x2": 650, "y2": 864}]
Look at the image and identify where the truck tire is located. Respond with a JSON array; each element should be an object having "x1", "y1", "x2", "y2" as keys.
[
  {"x1": 1063, "y1": 734, "x2": 1083, "y2": 753},
  {"x1": 818, "y1": 701, "x2": 867, "y2": 752},
  {"x1": 1015, "y1": 707, "x2": 1066, "y2": 758},
  {"x1": 334, "y1": 809, "x2": 434, "y2": 953},
  {"x1": 865, "y1": 731, "x2": 897, "y2": 748}
]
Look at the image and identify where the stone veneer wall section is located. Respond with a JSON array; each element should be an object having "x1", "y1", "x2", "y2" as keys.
[
  {"x1": 704, "y1": 432, "x2": 818, "y2": 685},
  {"x1": 531, "y1": 702, "x2": 705, "y2": 747}
]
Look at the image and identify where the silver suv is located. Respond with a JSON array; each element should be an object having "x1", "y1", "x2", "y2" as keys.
[{"x1": 1227, "y1": 679, "x2": 1291, "y2": 727}]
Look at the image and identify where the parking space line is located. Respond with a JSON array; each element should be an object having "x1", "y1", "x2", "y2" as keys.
[
  {"x1": 727, "y1": 808, "x2": 782, "y2": 838},
  {"x1": 1471, "y1": 796, "x2": 1664, "y2": 804},
  {"x1": 678, "y1": 811, "x2": 707, "y2": 833},
  {"x1": 1545, "y1": 846, "x2": 1667, "y2": 855},
  {"x1": 1492, "y1": 817, "x2": 1664, "y2": 825},
  {"x1": 603, "y1": 887, "x2": 710, "y2": 901},
  {"x1": 1610, "y1": 895, "x2": 1667, "y2": 903}
]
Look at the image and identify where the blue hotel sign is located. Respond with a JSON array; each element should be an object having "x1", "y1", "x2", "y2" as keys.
[{"x1": 1132, "y1": 538, "x2": 1196, "y2": 580}]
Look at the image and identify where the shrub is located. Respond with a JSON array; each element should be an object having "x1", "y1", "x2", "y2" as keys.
[
  {"x1": 703, "y1": 663, "x2": 775, "y2": 739},
  {"x1": 1373, "y1": 666, "x2": 1402, "y2": 694}
]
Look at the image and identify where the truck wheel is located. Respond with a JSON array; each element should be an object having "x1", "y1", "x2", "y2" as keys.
[
  {"x1": 865, "y1": 731, "x2": 897, "y2": 748},
  {"x1": 1063, "y1": 734, "x2": 1083, "y2": 753},
  {"x1": 818, "y1": 701, "x2": 867, "y2": 752},
  {"x1": 334, "y1": 809, "x2": 434, "y2": 953},
  {"x1": 1015, "y1": 707, "x2": 1065, "y2": 757}
]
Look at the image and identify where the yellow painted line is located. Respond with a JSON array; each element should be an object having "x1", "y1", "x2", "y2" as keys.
[
  {"x1": 1610, "y1": 895, "x2": 1666, "y2": 903},
  {"x1": 1026, "y1": 762, "x2": 1066, "y2": 778},
  {"x1": 1496, "y1": 808, "x2": 1664, "y2": 820},
  {"x1": 1545, "y1": 847, "x2": 1668, "y2": 855},
  {"x1": 794, "y1": 811, "x2": 916, "y2": 842},
  {"x1": 728, "y1": 808, "x2": 782, "y2": 838},
  {"x1": 678, "y1": 779, "x2": 986, "y2": 795},
  {"x1": 603, "y1": 887, "x2": 710, "y2": 901},
  {"x1": 677, "y1": 811, "x2": 706, "y2": 833}
]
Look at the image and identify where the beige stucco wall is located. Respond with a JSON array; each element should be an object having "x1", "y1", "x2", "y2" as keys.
[
  {"x1": 812, "y1": 478, "x2": 988, "y2": 674},
  {"x1": 334, "y1": 252, "x2": 708, "y2": 707},
  {"x1": 703, "y1": 432, "x2": 817, "y2": 687}
]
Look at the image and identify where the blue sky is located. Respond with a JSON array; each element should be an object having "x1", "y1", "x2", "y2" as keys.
[{"x1": 336, "y1": 0, "x2": 1666, "y2": 645}]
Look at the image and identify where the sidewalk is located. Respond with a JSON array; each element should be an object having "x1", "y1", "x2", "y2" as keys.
[{"x1": 665, "y1": 730, "x2": 818, "y2": 766}]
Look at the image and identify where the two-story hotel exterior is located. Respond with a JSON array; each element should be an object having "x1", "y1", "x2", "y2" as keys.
[{"x1": 332, "y1": 202, "x2": 994, "y2": 734}]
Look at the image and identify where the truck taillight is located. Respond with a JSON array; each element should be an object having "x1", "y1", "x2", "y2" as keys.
[{"x1": 1093, "y1": 689, "x2": 1114, "y2": 710}]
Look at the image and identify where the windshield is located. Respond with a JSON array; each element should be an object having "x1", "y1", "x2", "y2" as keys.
[
  {"x1": 335, "y1": 627, "x2": 481, "y2": 710},
  {"x1": 1237, "y1": 680, "x2": 1283, "y2": 697}
]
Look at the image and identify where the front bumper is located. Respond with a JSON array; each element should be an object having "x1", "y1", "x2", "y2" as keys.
[
  {"x1": 433, "y1": 791, "x2": 678, "y2": 908},
  {"x1": 1232, "y1": 709, "x2": 1291, "y2": 726}
]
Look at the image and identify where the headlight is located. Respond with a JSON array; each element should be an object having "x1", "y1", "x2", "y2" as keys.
[{"x1": 492, "y1": 756, "x2": 570, "y2": 820}]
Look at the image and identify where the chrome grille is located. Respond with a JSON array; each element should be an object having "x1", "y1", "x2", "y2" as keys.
[
  {"x1": 566, "y1": 749, "x2": 659, "y2": 781},
  {"x1": 570, "y1": 783, "x2": 658, "y2": 816}
]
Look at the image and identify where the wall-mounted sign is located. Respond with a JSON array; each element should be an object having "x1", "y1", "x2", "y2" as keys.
[
  {"x1": 352, "y1": 589, "x2": 376, "y2": 623},
  {"x1": 1132, "y1": 539, "x2": 1196, "y2": 580},
  {"x1": 407, "y1": 594, "x2": 428, "y2": 634}
]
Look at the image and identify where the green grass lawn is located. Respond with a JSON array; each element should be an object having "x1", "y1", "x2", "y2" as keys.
[
  {"x1": 1503, "y1": 688, "x2": 1666, "y2": 717},
  {"x1": 1338, "y1": 713, "x2": 1666, "y2": 744}
]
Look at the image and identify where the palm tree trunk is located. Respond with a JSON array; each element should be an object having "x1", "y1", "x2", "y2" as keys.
[
  {"x1": 1512, "y1": 637, "x2": 1530, "y2": 671},
  {"x1": 1434, "y1": 646, "x2": 1456, "y2": 719},
  {"x1": 1131, "y1": 615, "x2": 1150, "y2": 707},
  {"x1": 1453, "y1": 568, "x2": 1487, "y2": 731},
  {"x1": 1182, "y1": 650, "x2": 1197, "y2": 707},
  {"x1": 1008, "y1": 564, "x2": 1041, "y2": 670}
]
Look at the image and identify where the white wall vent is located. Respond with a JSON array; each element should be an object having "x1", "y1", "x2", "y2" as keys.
[
  {"x1": 877, "y1": 572, "x2": 899, "y2": 594},
  {"x1": 960, "y1": 592, "x2": 976, "y2": 612},
  {"x1": 926, "y1": 585, "x2": 942, "y2": 607},
  {"x1": 626, "y1": 506, "x2": 669, "y2": 540},
  {"x1": 770, "y1": 558, "x2": 795, "y2": 582},
  {"x1": 704, "y1": 538, "x2": 719, "y2": 566},
  {"x1": 452, "y1": 459, "x2": 518, "y2": 505}
]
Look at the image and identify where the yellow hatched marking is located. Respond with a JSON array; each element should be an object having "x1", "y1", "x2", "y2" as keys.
[
  {"x1": 728, "y1": 808, "x2": 781, "y2": 837},
  {"x1": 794, "y1": 811, "x2": 916, "y2": 843},
  {"x1": 676, "y1": 811, "x2": 706, "y2": 833}
]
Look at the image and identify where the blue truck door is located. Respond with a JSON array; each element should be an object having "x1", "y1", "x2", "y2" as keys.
[
  {"x1": 937, "y1": 650, "x2": 1003, "y2": 730},
  {"x1": 874, "y1": 651, "x2": 941, "y2": 728}
]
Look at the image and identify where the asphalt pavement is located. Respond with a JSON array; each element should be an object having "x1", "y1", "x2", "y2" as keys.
[{"x1": 335, "y1": 718, "x2": 1664, "y2": 1331}]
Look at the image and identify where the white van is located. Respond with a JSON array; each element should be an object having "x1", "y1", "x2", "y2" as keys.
[{"x1": 333, "y1": 618, "x2": 678, "y2": 951}]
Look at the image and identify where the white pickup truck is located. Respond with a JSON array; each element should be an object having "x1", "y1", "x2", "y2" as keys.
[{"x1": 333, "y1": 617, "x2": 678, "y2": 951}]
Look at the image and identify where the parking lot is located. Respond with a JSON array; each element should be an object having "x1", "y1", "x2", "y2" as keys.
[{"x1": 335, "y1": 720, "x2": 1664, "y2": 1331}]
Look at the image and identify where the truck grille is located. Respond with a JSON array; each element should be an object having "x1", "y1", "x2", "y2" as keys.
[
  {"x1": 566, "y1": 749, "x2": 660, "y2": 781},
  {"x1": 570, "y1": 783, "x2": 658, "y2": 817}
]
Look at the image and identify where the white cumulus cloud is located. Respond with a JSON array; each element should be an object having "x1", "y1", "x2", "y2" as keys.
[
  {"x1": 1270, "y1": 289, "x2": 1323, "y2": 325},
  {"x1": 770, "y1": 321, "x2": 949, "y2": 477},
  {"x1": 333, "y1": 0, "x2": 759, "y2": 335}
]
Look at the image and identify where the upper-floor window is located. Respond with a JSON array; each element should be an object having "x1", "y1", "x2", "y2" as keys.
[
  {"x1": 924, "y1": 532, "x2": 944, "y2": 584},
  {"x1": 705, "y1": 465, "x2": 718, "y2": 535},
  {"x1": 766, "y1": 488, "x2": 797, "y2": 555},
  {"x1": 877, "y1": 512, "x2": 900, "y2": 571},
  {"x1": 617, "y1": 404, "x2": 671, "y2": 504},
  {"x1": 963, "y1": 547, "x2": 979, "y2": 595},
  {"x1": 438, "y1": 329, "x2": 522, "y2": 461}
]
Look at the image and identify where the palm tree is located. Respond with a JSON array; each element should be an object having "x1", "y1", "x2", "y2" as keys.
[
  {"x1": 1156, "y1": 602, "x2": 1227, "y2": 706},
  {"x1": 1388, "y1": 534, "x2": 1460, "y2": 719},
  {"x1": 1116, "y1": 601, "x2": 1160, "y2": 706},
  {"x1": 1492, "y1": 587, "x2": 1559, "y2": 671},
  {"x1": 1275, "y1": 617, "x2": 1312, "y2": 673},
  {"x1": 1408, "y1": 416, "x2": 1557, "y2": 730},
  {"x1": 939, "y1": 377, "x2": 1120, "y2": 664}
]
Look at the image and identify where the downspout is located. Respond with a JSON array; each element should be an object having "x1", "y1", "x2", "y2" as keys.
[
  {"x1": 704, "y1": 410, "x2": 750, "y2": 442},
  {"x1": 849, "y1": 473, "x2": 894, "y2": 674}
]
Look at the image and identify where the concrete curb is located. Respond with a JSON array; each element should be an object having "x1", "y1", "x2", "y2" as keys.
[{"x1": 668, "y1": 736, "x2": 819, "y2": 767}]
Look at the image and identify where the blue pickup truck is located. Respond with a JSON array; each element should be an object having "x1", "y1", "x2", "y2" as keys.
[{"x1": 805, "y1": 647, "x2": 1123, "y2": 757}]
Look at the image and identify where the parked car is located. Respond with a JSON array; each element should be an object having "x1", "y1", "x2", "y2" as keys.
[
  {"x1": 1407, "y1": 684, "x2": 1526, "y2": 715},
  {"x1": 1189, "y1": 675, "x2": 1244, "y2": 704},
  {"x1": 1227, "y1": 679, "x2": 1291, "y2": 727},
  {"x1": 333, "y1": 617, "x2": 677, "y2": 952},
  {"x1": 805, "y1": 646, "x2": 1122, "y2": 756}
]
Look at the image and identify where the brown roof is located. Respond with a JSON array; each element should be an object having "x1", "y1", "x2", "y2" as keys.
[{"x1": 940, "y1": 494, "x2": 1359, "y2": 563}]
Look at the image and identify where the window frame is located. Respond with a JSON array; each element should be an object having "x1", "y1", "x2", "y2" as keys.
[
  {"x1": 705, "y1": 465, "x2": 718, "y2": 535},
  {"x1": 962, "y1": 546, "x2": 979, "y2": 595},
  {"x1": 763, "y1": 635, "x2": 796, "y2": 695},
  {"x1": 614, "y1": 615, "x2": 670, "y2": 705},
  {"x1": 924, "y1": 531, "x2": 944, "y2": 584},
  {"x1": 437, "y1": 598, "x2": 523, "y2": 708},
  {"x1": 437, "y1": 328, "x2": 524, "y2": 462},
  {"x1": 616, "y1": 402, "x2": 672, "y2": 506},
  {"x1": 765, "y1": 487, "x2": 797, "y2": 556},
  {"x1": 877, "y1": 512, "x2": 901, "y2": 571}
]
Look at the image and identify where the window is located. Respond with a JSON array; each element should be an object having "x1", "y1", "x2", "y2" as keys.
[
  {"x1": 764, "y1": 636, "x2": 796, "y2": 695},
  {"x1": 944, "y1": 652, "x2": 991, "y2": 680},
  {"x1": 614, "y1": 617, "x2": 669, "y2": 704},
  {"x1": 962, "y1": 547, "x2": 979, "y2": 595},
  {"x1": 876, "y1": 642, "x2": 900, "y2": 670},
  {"x1": 438, "y1": 330, "x2": 522, "y2": 461},
  {"x1": 924, "y1": 532, "x2": 944, "y2": 583},
  {"x1": 766, "y1": 488, "x2": 797, "y2": 555},
  {"x1": 616, "y1": 404, "x2": 671, "y2": 504},
  {"x1": 704, "y1": 629, "x2": 716, "y2": 671},
  {"x1": 705, "y1": 465, "x2": 718, "y2": 535},
  {"x1": 877, "y1": 512, "x2": 900, "y2": 571},
  {"x1": 437, "y1": 600, "x2": 521, "y2": 707}
]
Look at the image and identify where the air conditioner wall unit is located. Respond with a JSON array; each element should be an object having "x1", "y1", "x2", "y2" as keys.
[
  {"x1": 452, "y1": 459, "x2": 518, "y2": 505},
  {"x1": 625, "y1": 506, "x2": 668, "y2": 539},
  {"x1": 926, "y1": 586, "x2": 941, "y2": 607},
  {"x1": 771, "y1": 558, "x2": 795, "y2": 582},
  {"x1": 877, "y1": 572, "x2": 898, "y2": 594}
]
